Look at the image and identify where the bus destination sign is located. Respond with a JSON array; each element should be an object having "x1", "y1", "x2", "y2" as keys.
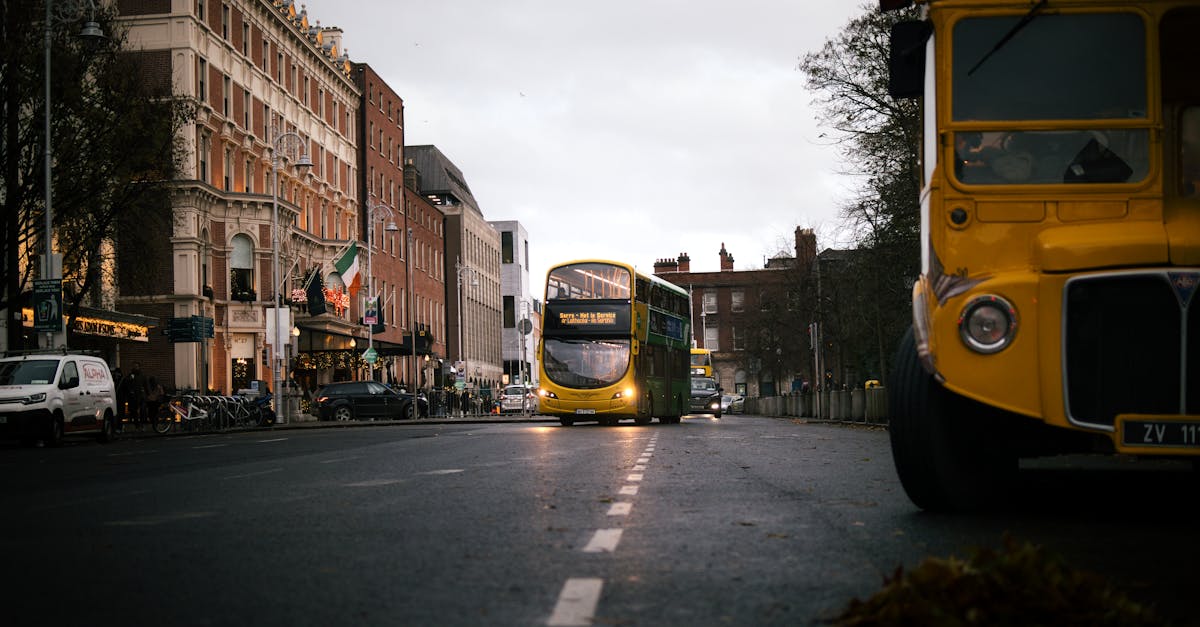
[{"x1": 544, "y1": 302, "x2": 630, "y2": 335}]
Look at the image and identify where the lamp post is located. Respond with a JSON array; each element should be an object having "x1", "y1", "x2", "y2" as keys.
[
  {"x1": 365, "y1": 198, "x2": 398, "y2": 382},
  {"x1": 42, "y1": 0, "x2": 105, "y2": 349},
  {"x1": 454, "y1": 257, "x2": 479, "y2": 390},
  {"x1": 269, "y1": 128, "x2": 312, "y2": 424},
  {"x1": 407, "y1": 227, "x2": 417, "y2": 392}
]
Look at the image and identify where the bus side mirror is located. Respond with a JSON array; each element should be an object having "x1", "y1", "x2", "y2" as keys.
[{"x1": 889, "y1": 20, "x2": 931, "y2": 99}]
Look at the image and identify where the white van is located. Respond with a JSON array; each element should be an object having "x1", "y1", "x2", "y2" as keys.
[{"x1": 0, "y1": 353, "x2": 118, "y2": 446}]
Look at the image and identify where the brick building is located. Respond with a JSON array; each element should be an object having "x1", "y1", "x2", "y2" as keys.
[
  {"x1": 119, "y1": 0, "x2": 362, "y2": 395},
  {"x1": 654, "y1": 228, "x2": 818, "y2": 397}
]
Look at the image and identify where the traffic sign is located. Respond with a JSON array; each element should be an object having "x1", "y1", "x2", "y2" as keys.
[
  {"x1": 33, "y1": 279, "x2": 63, "y2": 332},
  {"x1": 362, "y1": 347, "x2": 378, "y2": 364}
]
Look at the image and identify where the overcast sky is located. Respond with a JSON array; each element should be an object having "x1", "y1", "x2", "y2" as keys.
[{"x1": 301, "y1": 0, "x2": 869, "y2": 293}]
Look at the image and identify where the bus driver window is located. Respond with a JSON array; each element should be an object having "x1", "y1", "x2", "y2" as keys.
[{"x1": 1181, "y1": 106, "x2": 1200, "y2": 197}]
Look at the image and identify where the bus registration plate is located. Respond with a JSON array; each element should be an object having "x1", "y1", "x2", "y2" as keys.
[
  {"x1": 1120, "y1": 418, "x2": 1200, "y2": 448},
  {"x1": 575, "y1": 409, "x2": 596, "y2": 415}
]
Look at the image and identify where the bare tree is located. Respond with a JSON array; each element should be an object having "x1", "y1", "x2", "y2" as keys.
[
  {"x1": 799, "y1": 3, "x2": 922, "y2": 384},
  {"x1": 0, "y1": 2, "x2": 193, "y2": 348}
]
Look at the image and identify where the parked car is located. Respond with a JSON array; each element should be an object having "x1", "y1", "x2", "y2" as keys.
[
  {"x1": 314, "y1": 381, "x2": 428, "y2": 421},
  {"x1": 689, "y1": 377, "x2": 722, "y2": 418},
  {"x1": 0, "y1": 352, "x2": 118, "y2": 446},
  {"x1": 720, "y1": 394, "x2": 744, "y2": 414},
  {"x1": 499, "y1": 384, "x2": 538, "y2": 414}
]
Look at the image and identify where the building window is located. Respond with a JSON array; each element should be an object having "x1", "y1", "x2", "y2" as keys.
[
  {"x1": 243, "y1": 89, "x2": 251, "y2": 129},
  {"x1": 221, "y1": 4, "x2": 229, "y2": 39},
  {"x1": 704, "y1": 320, "x2": 719, "y2": 352},
  {"x1": 242, "y1": 23, "x2": 250, "y2": 56},
  {"x1": 501, "y1": 231, "x2": 514, "y2": 264},
  {"x1": 230, "y1": 234, "x2": 255, "y2": 301},
  {"x1": 223, "y1": 147, "x2": 232, "y2": 190},
  {"x1": 276, "y1": 52, "x2": 283, "y2": 83},
  {"x1": 196, "y1": 0, "x2": 204, "y2": 21},
  {"x1": 732, "y1": 325, "x2": 745, "y2": 351},
  {"x1": 318, "y1": 88, "x2": 324, "y2": 117},
  {"x1": 197, "y1": 58, "x2": 207, "y2": 102},
  {"x1": 262, "y1": 40, "x2": 269, "y2": 71},
  {"x1": 731, "y1": 289, "x2": 744, "y2": 312},
  {"x1": 222, "y1": 75, "x2": 230, "y2": 117},
  {"x1": 703, "y1": 290, "x2": 717, "y2": 314},
  {"x1": 198, "y1": 131, "x2": 210, "y2": 183},
  {"x1": 303, "y1": 76, "x2": 309, "y2": 107},
  {"x1": 245, "y1": 159, "x2": 254, "y2": 193},
  {"x1": 503, "y1": 295, "x2": 515, "y2": 328}
]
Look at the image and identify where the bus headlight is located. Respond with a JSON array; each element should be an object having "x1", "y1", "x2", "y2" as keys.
[
  {"x1": 611, "y1": 387, "x2": 635, "y2": 400},
  {"x1": 539, "y1": 389, "x2": 558, "y2": 399},
  {"x1": 958, "y1": 295, "x2": 1018, "y2": 354}
]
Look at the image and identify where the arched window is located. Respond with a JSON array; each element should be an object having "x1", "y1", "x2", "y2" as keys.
[{"x1": 230, "y1": 233, "x2": 255, "y2": 301}]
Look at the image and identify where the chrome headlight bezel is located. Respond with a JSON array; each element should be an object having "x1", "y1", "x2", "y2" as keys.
[{"x1": 958, "y1": 294, "x2": 1018, "y2": 354}]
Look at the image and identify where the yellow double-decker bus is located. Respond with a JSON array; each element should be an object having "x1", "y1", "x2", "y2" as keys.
[
  {"x1": 883, "y1": 0, "x2": 1199, "y2": 510},
  {"x1": 690, "y1": 348, "x2": 714, "y2": 378},
  {"x1": 538, "y1": 260, "x2": 691, "y2": 426}
]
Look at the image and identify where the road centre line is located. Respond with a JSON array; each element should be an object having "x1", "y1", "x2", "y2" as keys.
[
  {"x1": 636, "y1": 457, "x2": 649, "y2": 463},
  {"x1": 632, "y1": 464, "x2": 646, "y2": 471},
  {"x1": 607, "y1": 502, "x2": 632, "y2": 516},
  {"x1": 582, "y1": 529, "x2": 623, "y2": 553},
  {"x1": 547, "y1": 578, "x2": 604, "y2": 627},
  {"x1": 256, "y1": 438, "x2": 288, "y2": 443},
  {"x1": 192, "y1": 444, "x2": 227, "y2": 449},
  {"x1": 320, "y1": 456, "x2": 361, "y2": 464},
  {"x1": 627, "y1": 473, "x2": 644, "y2": 481},
  {"x1": 619, "y1": 485, "x2": 639, "y2": 495}
]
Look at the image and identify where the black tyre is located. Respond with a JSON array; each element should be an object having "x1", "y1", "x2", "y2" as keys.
[
  {"x1": 888, "y1": 328, "x2": 1015, "y2": 512},
  {"x1": 45, "y1": 413, "x2": 64, "y2": 448},
  {"x1": 559, "y1": 417, "x2": 574, "y2": 427},
  {"x1": 403, "y1": 402, "x2": 417, "y2": 420},
  {"x1": 99, "y1": 411, "x2": 117, "y2": 443},
  {"x1": 333, "y1": 405, "x2": 354, "y2": 421}
]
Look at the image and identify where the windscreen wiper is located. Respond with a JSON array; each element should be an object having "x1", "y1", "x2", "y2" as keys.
[{"x1": 967, "y1": 0, "x2": 1048, "y2": 76}]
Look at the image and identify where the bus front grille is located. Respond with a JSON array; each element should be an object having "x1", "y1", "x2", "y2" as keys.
[{"x1": 1063, "y1": 271, "x2": 1199, "y2": 429}]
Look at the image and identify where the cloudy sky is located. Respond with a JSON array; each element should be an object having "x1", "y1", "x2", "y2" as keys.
[{"x1": 301, "y1": 0, "x2": 870, "y2": 292}]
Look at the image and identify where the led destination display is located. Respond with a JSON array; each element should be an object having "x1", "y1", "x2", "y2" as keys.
[{"x1": 543, "y1": 302, "x2": 630, "y2": 336}]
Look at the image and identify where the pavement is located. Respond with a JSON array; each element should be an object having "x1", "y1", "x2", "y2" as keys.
[{"x1": 117, "y1": 411, "x2": 558, "y2": 437}]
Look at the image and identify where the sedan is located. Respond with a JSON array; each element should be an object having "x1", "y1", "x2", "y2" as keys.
[
  {"x1": 315, "y1": 381, "x2": 428, "y2": 421},
  {"x1": 720, "y1": 394, "x2": 744, "y2": 414}
]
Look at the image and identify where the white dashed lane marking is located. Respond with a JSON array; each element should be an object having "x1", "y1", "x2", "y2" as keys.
[
  {"x1": 582, "y1": 528, "x2": 623, "y2": 553},
  {"x1": 626, "y1": 473, "x2": 644, "y2": 481},
  {"x1": 548, "y1": 578, "x2": 604, "y2": 626},
  {"x1": 619, "y1": 485, "x2": 638, "y2": 495},
  {"x1": 607, "y1": 502, "x2": 632, "y2": 516}
]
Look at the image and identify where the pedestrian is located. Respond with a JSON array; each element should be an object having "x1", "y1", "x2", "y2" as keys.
[
  {"x1": 145, "y1": 375, "x2": 165, "y2": 430},
  {"x1": 117, "y1": 362, "x2": 148, "y2": 429}
]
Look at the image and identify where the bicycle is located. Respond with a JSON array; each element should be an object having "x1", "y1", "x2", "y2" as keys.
[{"x1": 154, "y1": 395, "x2": 211, "y2": 434}]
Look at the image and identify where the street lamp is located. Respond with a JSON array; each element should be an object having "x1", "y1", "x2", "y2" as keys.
[
  {"x1": 42, "y1": 0, "x2": 105, "y2": 349},
  {"x1": 269, "y1": 128, "x2": 313, "y2": 424},
  {"x1": 454, "y1": 257, "x2": 480, "y2": 390},
  {"x1": 365, "y1": 198, "x2": 398, "y2": 382},
  {"x1": 407, "y1": 227, "x2": 417, "y2": 392}
]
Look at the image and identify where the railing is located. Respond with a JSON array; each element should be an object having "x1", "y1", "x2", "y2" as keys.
[{"x1": 743, "y1": 387, "x2": 888, "y2": 424}]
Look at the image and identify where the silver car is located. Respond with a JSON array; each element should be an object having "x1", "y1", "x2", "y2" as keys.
[{"x1": 500, "y1": 385, "x2": 538, "y2": 414}]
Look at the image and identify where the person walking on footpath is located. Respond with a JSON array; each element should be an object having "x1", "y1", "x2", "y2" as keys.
[{"x1": 145, "y1": 375, "x2": 165, "y2": 431}]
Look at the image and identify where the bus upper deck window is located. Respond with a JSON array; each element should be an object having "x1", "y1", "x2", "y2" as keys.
[{"x1": 1181, "y1": 107, "x2": 1200, "y2": 197}]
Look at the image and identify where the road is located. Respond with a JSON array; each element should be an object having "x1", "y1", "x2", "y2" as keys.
[{"x1": 1, "y1": 414, "x2": 1196, "y2": 626}]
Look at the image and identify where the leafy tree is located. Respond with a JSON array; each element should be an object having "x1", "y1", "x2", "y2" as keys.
[
  {"x1": 798, "y1": 3, "x2": 922, "y2": 384},
  {"x1": 0, "y1": 1, "x2": 192, "y2": 349}
]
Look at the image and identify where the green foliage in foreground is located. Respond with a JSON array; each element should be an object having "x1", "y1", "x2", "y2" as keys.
[{"x1": 833, "y1": 537, "x2": 1164, "y2": 627}]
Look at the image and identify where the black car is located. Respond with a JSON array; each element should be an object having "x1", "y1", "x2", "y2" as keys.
[
  {"x1": 689, "y1": 377, "x2": 723, "y2": 418},
  {"x1": 314, "y1": 381, "x2": 428, "y2": 421}
]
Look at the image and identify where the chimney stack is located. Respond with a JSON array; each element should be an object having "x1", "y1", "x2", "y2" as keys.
[
  {"x1": 796, "y1": 227, "x2": 817, "y2": 269},
  {"x1": 719, "y1": 243, "x2": 734, "y2": 271},
  {"x1": 677, "y1": 252, "x2": 691, "y2": 273}
]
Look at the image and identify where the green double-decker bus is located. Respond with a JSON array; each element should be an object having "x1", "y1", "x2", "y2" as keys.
[{"x1": 538, "y1": 260, "x2": 691, "y2": 426}]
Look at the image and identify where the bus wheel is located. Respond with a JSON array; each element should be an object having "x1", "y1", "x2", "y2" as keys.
[
  {"x1": 889, "y1": 328, "x2": 1014, "y2": 512},
  {"x1": 559, "y1": 417, "x2": 574, "y2": 427},
  {"x1": 635, "y1": 400, "x2": 652, "y2": 425}
]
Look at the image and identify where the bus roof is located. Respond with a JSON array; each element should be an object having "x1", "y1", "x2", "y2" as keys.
[{"x1": 547, "y1": 259, "x2": 688, "y2": 298}]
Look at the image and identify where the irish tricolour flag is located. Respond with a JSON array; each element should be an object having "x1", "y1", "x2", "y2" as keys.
[{"x1": 334, "y1": 242, "x2": 361, "y2": 297}]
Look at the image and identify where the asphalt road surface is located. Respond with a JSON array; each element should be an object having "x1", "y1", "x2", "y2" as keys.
[{"x1": 2, "y1": 414, "x2": 1196, "y2": 626}]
